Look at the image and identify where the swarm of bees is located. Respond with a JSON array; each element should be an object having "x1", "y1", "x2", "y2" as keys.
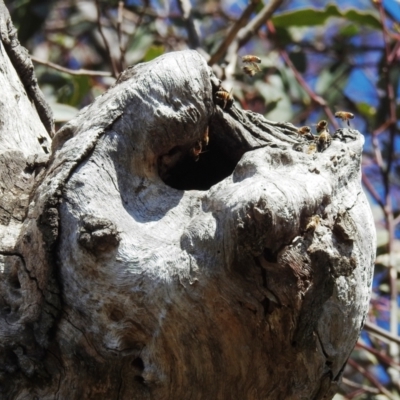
[
  {"x1": 297, "y1": 121, "x2": 331, "y2": 153},
  {"x1": 294, "y1": 110, "x2": 355, "y2": 154},
  {"x1": 214, "y1": 52, "x2": 356, "y2": 157},
  {"x1": 242, "y1": 55, "x2": 261, "y2": 77}
]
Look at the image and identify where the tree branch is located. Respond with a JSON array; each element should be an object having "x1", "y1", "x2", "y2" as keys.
[
  {"x1": 117, "y1": 1, "x2": 126, "y2": 71},
  {"x1": 95, "y1": 0, "x2": 119, "y2": 77},
  {"x1": 177, "y1": 0, "x2": 200, "y2": 49},
  {"x1": 347, "y1": 358, "x2": 396, "y2": 399},
  {"x1": 31, "y1": 55, "x2": 113, "y2": 77},
  {"x1": 364, "y1": 321, "x2": 400, "y2": 346},
  {"x1": 208, "y1": 0, "x2": 260, "y2": 65},
  {"x1": 237, "y1": 0, "x2": 284, "y2": 47}
]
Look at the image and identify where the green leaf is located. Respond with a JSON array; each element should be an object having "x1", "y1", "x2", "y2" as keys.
[
  {"x1": 143, "y1": 45, "x2": 165, "y2": 62},
  {"x1": 279, "y1": 67, "x2": 309, "y2": 104},
  {"x1": 288, "y1": 49, "x2": 307, "y2": 74},
  {"x1": 57, "y1": 75, "x2": 91, "y2": 107},
  {"x1": 272, "y1": 4, "x2": 380, "y2": 30},
  {"x1": 254, "y1": 1, "x2": 265, "y2": 14},
  {"x1": 356, "y1": 102, "x2": 376, "y2": 118},
  {"x1": 315, "y1": 63, "x2": 349, "y2": 97},
  {"x1": 339, "y1": 24, "x2": 359, "y2": 37},
  {"x1": 255, "y1": 79, "x2": 293, "y2": 121},
  {"x1": 125, "y1": 28, "x2": 155, "y2": 64},
  {"x1": 274, "y1": 26, "x2": 293, "y2": 46}
]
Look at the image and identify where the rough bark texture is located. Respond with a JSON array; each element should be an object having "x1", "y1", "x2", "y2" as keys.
[{"x1": 0, "y1": 5, "x2": 375, "y2": 399}]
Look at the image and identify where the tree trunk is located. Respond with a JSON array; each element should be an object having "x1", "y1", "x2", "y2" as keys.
[{"x1": 0, "y1": 3, "x2": 375, "y2": 399}]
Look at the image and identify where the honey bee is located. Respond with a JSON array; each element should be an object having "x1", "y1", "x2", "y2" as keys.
[
  {"x1": 215, "y1": 88, "x2": 233, "y2": 110},
  {"x1": 242, "y1": 55, "x2": 261, "y2": 64},
  {"x1": 307, "y1": 143, "x2": 317, "y2": 154},
  {"x1": 190, "y1": 141, "x2": 203, "y2": 162},
  {"x1": 202, "y1": 126, "x2": 209, "y2": 147},
  {"x1": 306, "y1": 215, "x2": 320, "y2": 232},
  {"x1": 315, "y1": 120, "x2": 328, "y2": 133},
  {"x1": 242, "y1": 65, "x2": 260, "y2": 77},
  {"x1": 242, "y1": 55, "x2": 261, "y2": 77},
  {"x1": 317, "y1": 128, "x2": 331, "y2": 152},
  {"x1": 297, "y1": 126, "x2": 314, "y2": 140},
  {"x1": 335, "y1": 111, "x2": 354, "y2": 126}
]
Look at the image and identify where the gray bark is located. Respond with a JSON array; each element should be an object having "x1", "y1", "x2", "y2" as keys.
[{"x1": 0, "y1": 4, "x2": 375, "y2": 399}]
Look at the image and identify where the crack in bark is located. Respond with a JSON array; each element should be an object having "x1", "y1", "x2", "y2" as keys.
[
  {"x1": 92, "y1": 159, "x2": 120, "y2": 194},
  {"x1": 63, "y1": 312, "x2": 107, "y2": 362},
  {"x1": 116, "y1": 363, "x2": 124, "y2": 400}
]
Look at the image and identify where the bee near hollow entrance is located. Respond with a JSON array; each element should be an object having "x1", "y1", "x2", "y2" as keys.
[{"x1": 157, "y1": 124, "x2": 243, "y2": 191}]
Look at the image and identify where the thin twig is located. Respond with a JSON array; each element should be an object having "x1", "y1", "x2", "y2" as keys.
[
  {"x1": 117, "y1": 1, "x2": 126, "y2": 71},
  {"x1": 364, "y1": 321, "x2": 400, "y2": 346},
  {"x1": 124, "y1": 0, "x2": 149, "y2": 55},
  {"x1": 30, "y1": 55, "x2": 113, "y2": 77},
  {"x1": 356, "y1": 342, "x2": 400, "y2": 371},
  {"x1": 341, "y1": 377, "x2": 380, "y2": 395},
  {"x1": 388, "y1": 40, "x2": 400, "y2": 64},
  {"x1": 95, "y1": 0, "x2": 119, "y2": 77},
  {"x1": 347, "y1": 358, "x2": 396, "y2": 399},
  {"x1": 393, "y1": 213, "x2": 400, "y2": 226},
  {"x1": 208, "y1": 0, "x2": 260, "y2": 65},
  {"x1": 279, "y1": 49, "x2": 335, "y2": 122},
  {"x1": 376, "y1": 0, "x2": 399, "y2": 361},
  {"x1": 373, "y1": 119, "x2": 394, "y2": 136},
  {"x1": 237, "y1": 0, "x2": 284, "y2": 47},
  {"x1": 361, "y1": 173, "x2": 385, "y2": 209},
  {"x1": 268, "y1": 22, "x2": 339, "y2": 129},
  {"x1": 177, "y1": 0, "x2": 200, "y2": 49},
  {"x1": 371, "y1": 134, "x2": 384, "y2": 172}
]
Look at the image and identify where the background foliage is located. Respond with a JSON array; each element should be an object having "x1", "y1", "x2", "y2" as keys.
[{"x1": 5, "y1": 0, "x2": 400, "y2": 398}]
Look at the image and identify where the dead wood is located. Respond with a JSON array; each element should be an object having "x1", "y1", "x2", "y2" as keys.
[{"x1": 0, "y1": 12, "x2": 375, "y2": 398}]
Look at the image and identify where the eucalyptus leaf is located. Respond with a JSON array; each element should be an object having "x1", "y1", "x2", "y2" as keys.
[
  {"x1": 356, "y1": 102, "x2": 376, "y2": 118},
  {"x1": 125, "y1": 28, "x2": 155, "y2": 65},
  {"x1": 272, "y1": 4, "x2": 380, "y2": 30},
  {"x1": 143, "y1": 45, "x2": 165, "y2": 62}
]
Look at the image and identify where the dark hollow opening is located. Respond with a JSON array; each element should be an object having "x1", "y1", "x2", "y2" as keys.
[
  {"x1": 131, "y1": 357, "x2": 144, "y2": 371},
  {"x1": 160, "y1": 129, "x2": 244, "y2": 191},
  {"x1": 263, "y1": 247, "x2": 278, "y2": 263},
  {"x1": 8, "y1": 269, "x2": 21, "y2": 289},
  {"x1": 134, "y1": 375, "x2": 145, "y2": 384}
]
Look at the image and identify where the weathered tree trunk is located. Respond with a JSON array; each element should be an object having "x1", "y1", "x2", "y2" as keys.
[{"x1": 0, "y1": 3, "x2": 375, "y2": 399}]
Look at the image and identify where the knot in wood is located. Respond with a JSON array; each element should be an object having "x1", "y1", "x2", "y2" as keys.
[{"x1": 78, "y1": 215, "x2": 120, "y2": 253}]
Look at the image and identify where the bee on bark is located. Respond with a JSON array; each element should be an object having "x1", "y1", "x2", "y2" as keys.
[
  {"x1": 190, "y1": 141, "x2": 203, "y2": 162},
  {"x1": 297, "y1": 126, "x2": 314, "y2": 140},
  {"x1": 306, "y1": 215, "x2": 320, "y2": 232},
  {"x1": 335, "y1": 111, "x2": 354, "y2": 126},
  {"x1": 215, "y1": 88, "x2": 233, "y2": 110},
  {"x1": 315, "y1": 120, "x2": 328, "y2": 133},
  {"x1": 307, "y1": 143, "x2": 317, "y2": 154},
  {"x1": 317, "y1": 128, "x2": 332, "y2": 152},
  {"x1": 202, "y1": 126, "x2": 209, "y2": 147}
]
